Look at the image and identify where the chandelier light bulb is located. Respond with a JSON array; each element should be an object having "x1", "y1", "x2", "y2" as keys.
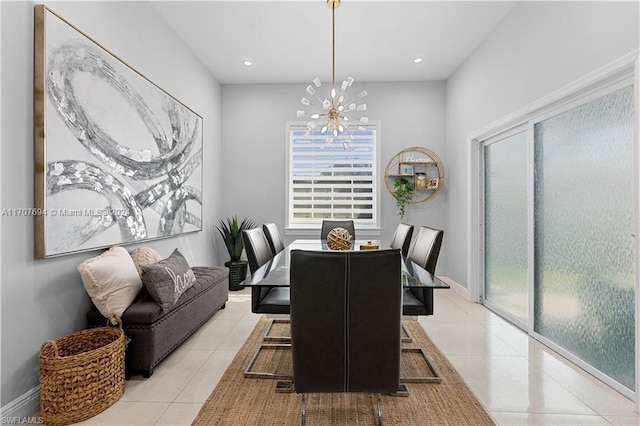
[
  {"x1": 321, "y1": 125, "x2": 328, "y2": 134},
  {"x1": 310, "y1": 113, "x2": 320, "y2": 119}
]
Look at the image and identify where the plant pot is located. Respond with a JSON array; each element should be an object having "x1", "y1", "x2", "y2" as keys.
[{"x1": 225, "y1": 260, "x2": 248, "y2": 291}]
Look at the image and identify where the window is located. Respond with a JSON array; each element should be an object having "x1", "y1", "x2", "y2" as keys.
[{"x1": 286, "y1": 122, "x2": 379, "y2": 230}]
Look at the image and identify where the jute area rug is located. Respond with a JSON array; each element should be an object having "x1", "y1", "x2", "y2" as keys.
[{"x1": 193, "y1": 316, "x2": 495, "y2": 425}]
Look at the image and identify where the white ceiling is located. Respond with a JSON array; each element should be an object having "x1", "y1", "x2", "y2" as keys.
[{"x1": 152, "y1": 0, "x2": 517, "y2": 84}]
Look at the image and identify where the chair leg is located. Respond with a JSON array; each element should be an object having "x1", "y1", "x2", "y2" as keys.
[
  {"x1": 400, "y1": 347, "x2": 442, "y2": 383},
  {"x1": 264, "y1": 318, "x2": 291, "y2": 342},
  {"x1": 401, "y1": 323, "x2": 413, "y2": 343},
  {"x1": 300, "y1": 394, "x2": 306, "y2": 426},
  {"x1": 390, "y1": 384, "x2": 409, "y2": 397},
  {"x1": 244, "y1": 344, "x2": 293, "y2": 379}
]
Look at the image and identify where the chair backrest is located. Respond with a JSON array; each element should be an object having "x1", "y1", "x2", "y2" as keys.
[
  {"x1": 241, "y1": 227, "x2": 274, "y2": 275},
  {"x1": 320, "y1": 220, "x2": 356, "y2": 240},
  {"x1": 389, "y1": 223, "x2": 414, "y2": 257},
  {"x1": 407, "y1": 226, "x2": 444, "y2": 275},
  {"x1": 290, "y1": 249, "x2": 402, "y2": 394},
  {"x1": 262, "y1": 223, "x2": 285, "y2": 255}
]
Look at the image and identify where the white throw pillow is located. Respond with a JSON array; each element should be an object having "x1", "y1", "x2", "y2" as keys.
[
  {"x1": 78, "y1": 246, "x2": 142, "y2": 323},
  {"x1": 130, "y1": 246, "x2": 163, "y2": 277}
]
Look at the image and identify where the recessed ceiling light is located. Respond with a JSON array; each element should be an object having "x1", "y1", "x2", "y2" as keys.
[
  {"x1": 413, "y1": 57, "x2": 424, "y2": 64},
  {"x1": 242, "y1": 60, "x2": 253, "y2": 67}
]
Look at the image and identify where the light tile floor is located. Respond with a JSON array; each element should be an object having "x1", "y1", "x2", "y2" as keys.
[{"x1": 76, "y1": 288, "x2": 639, "y2": 425}]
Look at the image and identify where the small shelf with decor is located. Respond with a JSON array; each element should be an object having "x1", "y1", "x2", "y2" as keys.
[{"x1": 385, "y1": 147, "x2": 445, "y2": 206}]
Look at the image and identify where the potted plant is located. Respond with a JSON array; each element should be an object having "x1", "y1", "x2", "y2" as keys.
[
  {"x1": 217, "y1": 216, "x2": 255, "y2": 291},
  {"x1": 393, "y1": 177, "x2": 413, "y2": 219}
]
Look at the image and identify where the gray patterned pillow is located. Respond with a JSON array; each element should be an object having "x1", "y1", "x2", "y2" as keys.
[{"x1": 141, "y1": 249, "x2": 196, "y2": 311}]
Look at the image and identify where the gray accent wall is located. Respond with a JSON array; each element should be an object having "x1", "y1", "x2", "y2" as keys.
[
  {"x1": 221, "y1": 82, "x2": 447, "y2": 251},
  {"x1": 444, "y1": 0, "x2": 639, "y2": 289},
  {"x1": 0, "y1": 1, "x2": 222, "y2": 415}
]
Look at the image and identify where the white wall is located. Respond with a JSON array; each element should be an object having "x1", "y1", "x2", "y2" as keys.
[
  {"x1": 0, "y1": 1, "x2": 222, "y2": 415},
  {"x1": 444, "y1": 0, "x2": 639, "y2": 288},
  {"x1": 221, "y1": 81, "x2": 447, "y2": 251}
]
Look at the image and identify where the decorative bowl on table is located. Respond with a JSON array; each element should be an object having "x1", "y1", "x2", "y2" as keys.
[{"x1": 326, "y1": 227, "x2": 353, "y2": 250}]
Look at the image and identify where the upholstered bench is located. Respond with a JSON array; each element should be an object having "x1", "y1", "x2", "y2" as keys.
[{"x1": 87, "y1": 266, "x2": 228, "y2": 377}]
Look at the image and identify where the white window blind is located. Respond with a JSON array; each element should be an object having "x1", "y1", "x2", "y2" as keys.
[{"x1": 287, "y1": 123, "x2": 379, "y2": 229}]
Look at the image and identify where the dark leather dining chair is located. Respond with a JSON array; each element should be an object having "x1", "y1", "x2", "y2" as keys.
[
  {"x1": 289, "y1": 249, "x2": 402, "y2": 425},
  {"x1": 242, "y1": 228, "x2": 290, "y2": 315},
  {"x1": 320, "y1": 219, "x2": 355, "y2": 240},
  {"x1": 262, "y1": 223, "x2": 285, "y2": 255},
  {"x1": 389, "y1": 223, "x2": 414, "y2": 257},
  {"x1": 403, "y1": 226, "x2": 444, "y2": 316}
]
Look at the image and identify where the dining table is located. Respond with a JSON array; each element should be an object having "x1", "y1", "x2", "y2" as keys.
[
  {"x1": 243, "y1": 239, "x2": 450, "y2": 301},
  {"x1": 242, "y1": 239, "x2": 450, "y2": 383}
]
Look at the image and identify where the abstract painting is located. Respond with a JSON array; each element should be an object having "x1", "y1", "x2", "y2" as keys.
[{"x1": 34, "y1": 6, "x2": 202, "y2": 258}]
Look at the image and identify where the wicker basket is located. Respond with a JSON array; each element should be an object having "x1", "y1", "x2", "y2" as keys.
[{"x1": 39, "y1": 325, "x2": 126, "y2": 426}]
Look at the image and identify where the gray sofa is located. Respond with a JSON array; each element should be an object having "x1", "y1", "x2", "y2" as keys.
[{"x1": 87, "y1": 266, "x2": 228, "y2": 377}]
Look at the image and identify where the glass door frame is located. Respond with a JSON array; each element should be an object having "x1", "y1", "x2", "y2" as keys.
[
  {"x1": 479, "y1": 124, "x2": 531, "y2": 332},
  {"x1": 467, "y1": 51, "x2": 639, "y2": 405}
]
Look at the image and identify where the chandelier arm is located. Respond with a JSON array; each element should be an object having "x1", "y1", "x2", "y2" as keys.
[{"x1": 341, "y1": 92, "x2": 368, "y2": 107}]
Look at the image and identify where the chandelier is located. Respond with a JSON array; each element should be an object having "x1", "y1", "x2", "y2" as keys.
[{"x1": 296, "y1": 0, "x2": 368, "y2": 148}]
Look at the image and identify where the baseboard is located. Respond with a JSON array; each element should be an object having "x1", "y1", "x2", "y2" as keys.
[
  {"x1": 437, "y1": 276, "x2": 471, "y2": 301},
  {"x1": 0, "y1": 386, "x2": 41, "y2": 422}
]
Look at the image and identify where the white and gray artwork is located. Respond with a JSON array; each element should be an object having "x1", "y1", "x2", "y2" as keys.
[{"x1": 38, "y1": 8, "x2": 202, "y2": 257}]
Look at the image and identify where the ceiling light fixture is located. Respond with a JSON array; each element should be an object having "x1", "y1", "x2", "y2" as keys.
[
  {"x1": 242, "y1": 59, "x2": 253, "y2": 67},
  {"x1": 296, "y1": 0, "x2": 368, "y2": 148},
  {"x1": 413, "y1": 57, "x2": 424, "y2": 64}
]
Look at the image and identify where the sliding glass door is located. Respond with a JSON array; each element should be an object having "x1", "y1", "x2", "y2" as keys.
[
  {"x1": 533, "y1": 85, "x2": 635, "y2": 391},
  {"x1": 482, "y1": 84, "x2": 636, "y2": 394},
  {"x1": 483, "y1": 131, "x2": 528, "y2": 326}
]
